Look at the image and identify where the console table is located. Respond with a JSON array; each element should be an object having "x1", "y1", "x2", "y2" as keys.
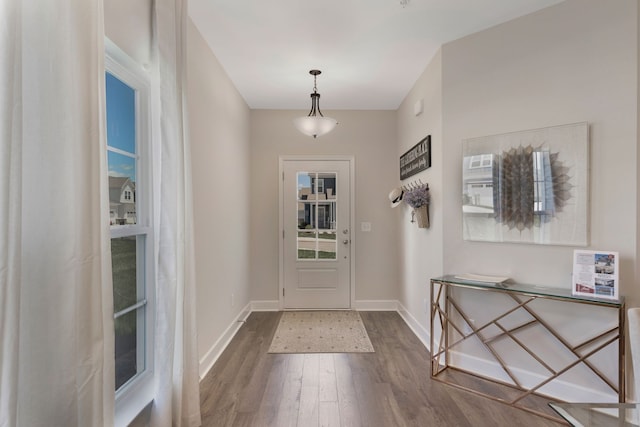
[
  {"x1": 430, "y1": 275, "x2": 625, "y2": 421},
  {"x1": 549, "y1": 402, "x2": 639, "y2": 426}
]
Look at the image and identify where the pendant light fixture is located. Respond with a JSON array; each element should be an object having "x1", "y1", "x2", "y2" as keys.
[{"x1": 293, "y1": 69, "x2": 338, "y2": 138}]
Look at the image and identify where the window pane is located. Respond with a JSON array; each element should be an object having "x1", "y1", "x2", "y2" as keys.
[
  {"x1": 318, "y1": 173, "x2": 336, "y2": 198},
  {"x1": 106, "y1": 72, "x2": 136, "y2": 154},
  {"x1": 318, "y1": 231, "x2": 337, "y2": 259},
  {"x1": 317, "y1": 202, "x2": 336, "y2": 230},
  {"x1": 298, "y1": 230, "x2": 317, "y2": 260},
  {"x1": 108, "y1": 151, "x2": 136, "y2": 182},
  {"x1": 112, "y1": 236, "x2": 146, "y2": 391},
  {"x1": 533, "y1": 150, "x2": 555, "y2": 214},
  {"x1": 106, "y1": 59, "x2": 152, "y2": 401},
  {"x1": 108, "y1": 151, "x2": 136, "y2": 225},
  {"x1": 111, "y1": 236, "x2": 138, "y2": 313},
  {"x1": 115, "y1": 308, "x2": 142, "y2": 390},
  {"x1": 297, "y1": 202, "x2": 316, "y2": 230},
  {"x1": 297, "y1": 172, "x2": 312, "y2": 200},
  {"x1": 296, "y1": 171, "x2": 338, "y2": 261}
]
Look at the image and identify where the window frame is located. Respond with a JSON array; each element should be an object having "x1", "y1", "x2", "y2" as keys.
[
  {"x1": 468, "y1": 154, "x2": 493, "y2": 169},
  {"x1": 105, "y1": 38, "x2": 156, "y2": 423},
  {"x1": 532, "y1": 149, "x2": 553, "y2": 214}
]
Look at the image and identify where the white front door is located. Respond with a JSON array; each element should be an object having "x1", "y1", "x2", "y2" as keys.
[{"x1": 282, "y1": 159, "x2": 351, "y2": 309}]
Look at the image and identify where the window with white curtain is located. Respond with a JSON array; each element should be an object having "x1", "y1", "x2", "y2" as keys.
[{"x1": 105, "y1": 42, "x2": 155, "y2": 401}]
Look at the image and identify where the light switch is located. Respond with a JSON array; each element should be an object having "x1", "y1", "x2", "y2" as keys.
[{"x1": 361, "y1": 222, "x2": 372, "y2": 232}]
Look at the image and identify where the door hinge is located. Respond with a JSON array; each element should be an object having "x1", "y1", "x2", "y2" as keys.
[
  {"x1": 283, "y1": 288, "x2": 285, "y2": 297},
  {"x1": 282, "y1": 171, "x2": 285, "y2": 181}
]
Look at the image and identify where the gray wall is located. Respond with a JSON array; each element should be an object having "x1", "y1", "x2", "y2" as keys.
[
  {"x1": 397, "y1": 0, "x2": 638, "y2": 400},
  {"x1": 187, "y1": 21, "x2": 252, "y2": 368},
  {"x1": 396, "y1": 50, "x2": 444, "y2": 338},
  {"x1": 441, "y1": 0, "x2": 637, "y2": 292},
  {"x1": 104, "y1": 0, "x2": 151, "y2": 66},
  {"x1": 249, "y1": 110, "x2": 399, "y2": 304}
]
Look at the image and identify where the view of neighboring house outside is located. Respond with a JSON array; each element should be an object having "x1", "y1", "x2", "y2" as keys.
[
  {"x1": 296, "y1": 172, "x2": 338, "y2": 260},
  {"x1": 462, "y1": 150, "x2": 557, "y2": 217},
  {"x1": 109, "y1": 176, "x2": 136, "y2": 225},
  {"x1": 298, "y1": 173, "x2": 337, "y2": 230},
  {"x1": 106, "y1": 56, "x2": 153, "y2": 397},
  {"x1": 462, "y1": 154, "x2": 495, "y2": 214}
]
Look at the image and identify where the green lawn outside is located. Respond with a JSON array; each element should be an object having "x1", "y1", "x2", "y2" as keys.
[
  {"x1": 111, "y1": 237, "x2": 139, "y2": 389},
  {"x1": 111, "y1": 237, "x2": 137, "y2": 335},
  {"x1": 298, "y1": 249, "x2": 336, "y2": 259}
]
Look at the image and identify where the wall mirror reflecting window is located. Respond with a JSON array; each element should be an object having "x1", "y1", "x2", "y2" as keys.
[{"x1": 462, "y1": 122, "x2": 589, "y2": 246}]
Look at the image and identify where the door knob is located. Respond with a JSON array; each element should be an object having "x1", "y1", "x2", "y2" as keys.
[{"x1": 342, "y1": 239, "x2": 349, "y2": 244}]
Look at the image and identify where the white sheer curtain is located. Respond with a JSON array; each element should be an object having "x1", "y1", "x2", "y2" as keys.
[
  {"x1": 0, "y1": 1, "x2": 114, "y2": 426},
  {"x1": 150, "y1": 0, "x2": 202, "y2": 425}
]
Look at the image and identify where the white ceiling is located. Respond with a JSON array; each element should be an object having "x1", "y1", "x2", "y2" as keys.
[{"x1": 188, "y1": 0, "x2": 564, "y2": 110}]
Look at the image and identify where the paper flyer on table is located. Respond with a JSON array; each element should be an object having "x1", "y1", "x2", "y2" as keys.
[{"x1": 572, "y1": 250, "x2": 619, "y2": 300}]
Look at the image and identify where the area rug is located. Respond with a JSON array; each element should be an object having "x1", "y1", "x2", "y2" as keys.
[{"x1": 268, "y1": 310, "x2": 375, "y2": 353}]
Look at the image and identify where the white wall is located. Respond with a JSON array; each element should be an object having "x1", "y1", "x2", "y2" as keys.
[
  {"x1": 395, "y1": 0, "x2": 638, "y2": 402},
  {"x1": 442, "y1": 0, "x2": 638, "y2": 293},
  {"x1": 430, "y1": 0, "x2": 637, "y2": 401},
  {"x1": 187, "y1": 21, "x2": 252, "y2": 369},
  {"x1": 396, "y1": 50, "x2": 444, "y2": 339},
  {"x1": 636, "y1": 0, "x2": 640, "y2": 308},
  {"x1": 249, "y1": 110, "x2": 399, "y2": 305},
  {"x1": 104, "y1": 0, "x2": 152, "y2": 66}
]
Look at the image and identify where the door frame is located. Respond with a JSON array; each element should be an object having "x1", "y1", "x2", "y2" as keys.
[{"x1": 278, "y1": 155, "x2": 356, "y2": 310}]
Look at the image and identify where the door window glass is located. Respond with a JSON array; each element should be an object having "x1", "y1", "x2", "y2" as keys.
[{"x1": 297, "y1": 172, "x2": 337, "y2": 260}]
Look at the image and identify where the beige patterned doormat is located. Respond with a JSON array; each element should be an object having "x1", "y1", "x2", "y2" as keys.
[{"x1": 268, "y1": 311, "x2": 375, "y2": 353}]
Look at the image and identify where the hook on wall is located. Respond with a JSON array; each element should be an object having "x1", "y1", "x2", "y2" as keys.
[{"x1": 402, "y1": 179, "x2": 428, "y2": 192}]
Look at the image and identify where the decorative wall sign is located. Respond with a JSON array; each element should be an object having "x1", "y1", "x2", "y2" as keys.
[
  {"x1": 400, "y1": 135, "x2": 431, "y2": 180},
  {"x1": 462, "y1": 122, "x2": 589, "y2": 245}
]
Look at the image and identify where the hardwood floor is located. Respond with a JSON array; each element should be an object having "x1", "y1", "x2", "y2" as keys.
[{"x1": 199, "y1": 311, "x2": 564, "y2": 426}]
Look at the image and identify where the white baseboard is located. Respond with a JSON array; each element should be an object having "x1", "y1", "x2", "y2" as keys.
[
  {"x1": 198, "y1": 302, "x2": 251, "y2": 380},
  {"x1": 251, "y1": 300, "x2": 279, "y2": 311},
  {"x1": 396, "y1": 301, "x2": 430, "y2": 350},
  {"x1": 250, "y1": 300, "x2": 399, "y2": 312},
  {"x1": 353, "y1": 299, "x2": 398, "y2": 311}
]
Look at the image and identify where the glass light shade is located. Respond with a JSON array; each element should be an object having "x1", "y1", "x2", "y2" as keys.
[{"x1": 293, "y1": 116, "x2": 338, "y2": 139}]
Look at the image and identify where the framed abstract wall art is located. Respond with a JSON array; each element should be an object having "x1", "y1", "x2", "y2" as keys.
[{"x1": 462, "y1": 122, "x2": 589, "y2": 246}]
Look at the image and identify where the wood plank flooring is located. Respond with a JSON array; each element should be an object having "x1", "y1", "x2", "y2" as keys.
[{"x1": 199, "y1": 311, "x2": 564, "y2": 426}]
